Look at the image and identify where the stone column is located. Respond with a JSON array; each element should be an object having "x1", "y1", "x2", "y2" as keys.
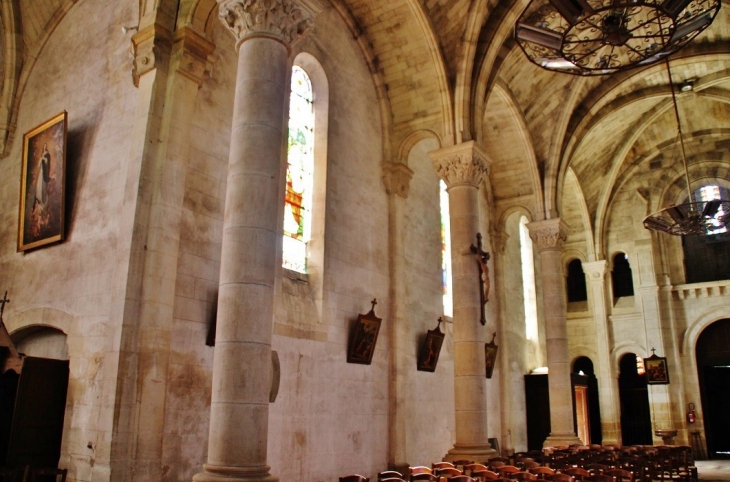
[
  {"x1": 193, "y1": 1, "x2": 315, "y2": 481},
  {"x1": 430, "y1": 141, "x2": 496, "y2": 461},
  {"x1": 382, "y1": 161, "x2": 413, "y2": 471},
  {"x1": 582, "y1": 260, "x2": 621, "y2": 445},
  {"x1": 527, "y1": 219, "x2": 582, "y2": 448}
]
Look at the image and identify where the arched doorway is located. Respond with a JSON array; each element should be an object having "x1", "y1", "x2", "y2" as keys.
[
  {"x1": 618, "y1": 353, "x2": 652, "y2": 445},
  {"x1": 696, "y1": 319, "x2": 730, "y2": 459},
  {"x1": 573, "y1": 357, "x2": 602, "y2": 445}
]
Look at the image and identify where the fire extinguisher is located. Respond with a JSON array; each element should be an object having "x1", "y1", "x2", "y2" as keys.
[{"x1": 687, "y1": 402, "x2": 696, "y2": 423}]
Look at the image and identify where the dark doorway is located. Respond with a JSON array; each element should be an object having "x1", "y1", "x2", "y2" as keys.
[
  {"x1": 525, "y1": 373, "x2": 550, "y2": 451},
  {"x1": 618, "y1": 353, "x2": 652, "y2": 446},
  {"x1": 573, "y1": 357, "x2": 602, "y2": 445},
  {"x1": 696, "y1": 319, "x2": 730, "y2": 459}
]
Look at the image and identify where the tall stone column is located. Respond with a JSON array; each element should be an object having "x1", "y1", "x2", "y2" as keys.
[
  {"x1": 527, "y1": 219, "x2": 581, "y2": 448},
  {"x1": 194, "y1": 1, "x2": 315, "y2": 481},
  {"x1": 430, "y1": 141, "x2": 496, "y2": 461},
  {"x1": 582, "y1": 260, "x2": 621, "y2": 445},
  {"x1": 382, "y1": 161, "x2": 413, "y2": 471}
]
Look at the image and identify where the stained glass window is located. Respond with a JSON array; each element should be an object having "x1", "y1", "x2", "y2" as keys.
[
  {"x1": 440, "y1": 181, "x2": 453, "y2": 317},
  {"x1": 283, "y1": 66, "x2": 314, "y2": 272}
]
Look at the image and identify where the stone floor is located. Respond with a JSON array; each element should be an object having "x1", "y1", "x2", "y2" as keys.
[{"x1": 697, "y1": 460, "x2": 730, "y2": 481}]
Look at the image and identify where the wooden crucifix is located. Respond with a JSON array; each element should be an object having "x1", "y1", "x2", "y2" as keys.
[
  {"x1": 0, "y1": 291, "x2": 8, "y2": 320},
  {"x1": 470, "y1": 233, "x2": 490, "y2": 326}
]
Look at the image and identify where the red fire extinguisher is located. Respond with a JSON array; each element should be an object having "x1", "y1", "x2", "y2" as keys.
[{"x1": 687, "y1": 403, "x2": 696, "y2": 423}]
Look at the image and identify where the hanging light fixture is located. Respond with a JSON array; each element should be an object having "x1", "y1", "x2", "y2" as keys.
[
  {"x1": 514, "y1": 0, "x2": 721, "y2": 75},
  {"x1": 642, "y1": 59, "x2": 730, "y2": 236}
]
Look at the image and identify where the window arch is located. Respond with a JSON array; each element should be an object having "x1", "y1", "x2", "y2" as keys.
[
  {"x1": 611, "y1": 252, "x2": 634, "y2": 298},
  {"x1": 282, "y1": 55, "x2": 329, "y2": 275},
  {"x1": 683, "y1": 184, "x2": 730, "y2": 283},
  {"x1": 566, "y1": 258, "x2": 587, "y2": 303}
]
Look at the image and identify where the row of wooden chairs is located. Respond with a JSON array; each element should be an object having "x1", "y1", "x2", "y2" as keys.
[{"x1": 0, "y1": 467, "x2": 67, "y2": 482}]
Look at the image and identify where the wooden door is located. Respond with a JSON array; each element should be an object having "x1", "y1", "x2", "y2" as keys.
[
  {"x1": 574, "y1": 385, "x2": 590, "y2": 445},
  {"x1": 6, "y1": 357, "x2": 69, "y2": 468}
]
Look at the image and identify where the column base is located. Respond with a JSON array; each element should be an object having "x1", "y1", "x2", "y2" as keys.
[
  {"x1": 192, "y1": 464, "x2": 278, "y2": 482},
  {"x1": 443, "y1": 443, "x2": 498, "y2": 463},
  {"x1": 542, "y1": 433, "x2": 583, "y2": 449}
]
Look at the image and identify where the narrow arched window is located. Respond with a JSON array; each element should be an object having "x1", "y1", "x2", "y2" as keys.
[
  {"x1": 683, "y1": 184, "x2": 730, "y2": 283},
  {"x1": 283, "y1": 66, "x2": 314, "y2": 273},
  {"x1": 612, "y1": 252, "x2": 634, "y2": 298},
  {"x1": 566, "y1": 259, "x2": 587, "y2": 302},
  {"x1": 520, "y1": 216, "x2": 538, "y2": 340},
  {"x1": 440, "y1": 180, "x2": 453, "y2": 317}
]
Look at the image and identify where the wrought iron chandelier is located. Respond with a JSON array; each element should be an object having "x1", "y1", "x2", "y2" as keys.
[
  {"x1": 515, "y1": 0, "x2": 721, "y2": 75},
  {"x1": 642, "y1": 60, "x2": 730, "y2": 236}
]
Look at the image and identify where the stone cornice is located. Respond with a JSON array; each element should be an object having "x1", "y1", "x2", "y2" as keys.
[
  {"x1": 429, "y1": 141, "x2": 490, "y2": 188},
  {"x1": 381, "y1": 161, "x2": 414, "y2": 198},
  {"x1": 217, "y1": 0, "x2": 316, "y2": 50},
  {"x1": 527, "y1": 218, "x2": 570, "y2": 252}
]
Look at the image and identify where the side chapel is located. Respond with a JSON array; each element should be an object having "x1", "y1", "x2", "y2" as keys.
[{"x1": 0, "y1": 0, "x2": 729, "y2": 481}]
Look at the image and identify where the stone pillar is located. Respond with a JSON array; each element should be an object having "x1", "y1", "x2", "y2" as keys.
[
  {"x1": 527, "y1": 219, "x2": 582, "y2": 448},
  {"x1": 382, "y1": 161, "x2": 413, "y2": 471},
  {"x1": 582, "y1": 260, "x2": 621, "y2": 445},
  {"x1": 430, "y1": 141, "x2": 496, "y2": 461},
  {"x1": 193, "y1": 1, "x2": 315, "y2": 481}
]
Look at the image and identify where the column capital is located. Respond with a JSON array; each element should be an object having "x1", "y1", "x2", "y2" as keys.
[
  {"x1": 489, "y1": 228, "x2": 509, "y2": 255},
  {"x1": 217, "y1": 0, "x2": 320, "y2": 50},
  {"x1": 583, "y1": 260, "x2": 608, "y2": 280},
  {"x1": 382, "y1": 161, "x2": 414, "y2": 198},
  {"x1": 173, "y1": 27, "x2": 216, "y2": 87},
  {"x1": 527, "y1": 218, "x2": 570, "y2": 252},
  {"x1": 429, "y1": 141, "x2": 490, "y2": 188},
  {"x1": 131, "y1": 24, "x2": 173, "y2": 87}
]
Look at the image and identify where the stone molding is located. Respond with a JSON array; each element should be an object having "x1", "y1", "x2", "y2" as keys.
[
  {"x1": 381, "y1": 161, "x2": 414, "y2": 198},
  {"x1": 173, "y1": 27, "x2": 216, "y2": 86},
  {"x1": 218, "y1": 0, "x2": 315, "y2": 49},
  {"x1": 430, "y1": 141, "x2": 490, "y2": 188},
  {"x1": 527, "y1": 218, "x2": 569, "y2": 252},
  {"x1": 583, "y1": 260, "x2": 608, "y2": 280},
  {"x1": 131, "y1": 24, "x2": 173, "y2": 87}
]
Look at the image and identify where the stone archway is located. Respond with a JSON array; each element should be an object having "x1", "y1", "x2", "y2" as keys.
[
  {"x1": 573, "y1": 356, "x2": 602, "y2": 445},
  {"x1": 696, "y1": 318, "x2": 730, "y2": 459},
  {"x1": 618, "y1": 353, "x2": 652, "y2": 446}
]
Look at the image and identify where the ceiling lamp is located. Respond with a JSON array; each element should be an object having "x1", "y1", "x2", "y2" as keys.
[
  {"x1": 642, "y1": 60, "x2": 730, "y2": 236},
  {"x1": 515, "y1": 0, "x2": 721, "y2": 75}
]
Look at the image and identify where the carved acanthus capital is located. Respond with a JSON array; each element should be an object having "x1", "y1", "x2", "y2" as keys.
[
  {"x1": 429, "y1": 141, "x2": 490, "y2": 188},
  {"x1": 527, "y1": 219, "x2": 570, "y2": 252},
  {"x1": 382, "y1": 161, "x2": 414, "y2": 198},
  {"x1": 217, "y1": 0, "x2": 317, "y2": 49},
  {"x1": 173, "y1": 27, "x2": 216, "y2": 87},
  {"x1": 131, "y1": 24, "x2": 173, "y2": 87},
  {"x1": 489, "y1": 228, "x2": 509, "y2": 255}
]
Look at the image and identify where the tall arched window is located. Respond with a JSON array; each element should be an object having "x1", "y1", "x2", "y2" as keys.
[
  {"x1": 612, "y1": 252, "x2": 634, "y2": 298},
  {"x1": 283, "y1": 66, "x2": 315, "y2": 273},
  {"x1": 683, "y1": 184, "x2": 730, "y2": 283},
  {"x1": 519, "y1": 216, "x2": 538, "y2": 340},
  {"x1": 440, "y1": 180, "x2": 453, "y2": 317}
]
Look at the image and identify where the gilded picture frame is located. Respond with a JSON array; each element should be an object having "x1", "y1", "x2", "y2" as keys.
[
  {"x1": 644, "y1": 354, "x2": 670, "y2": 385},
  {"x1": 347, "y1": 300, "x2": 382, "y2": 365},
  {"x1": 417, "y1": 321, "x2": 445, "y2": 372},
  {"x1": 18, "y1": 112, "x2": 68, "y2": 251}
]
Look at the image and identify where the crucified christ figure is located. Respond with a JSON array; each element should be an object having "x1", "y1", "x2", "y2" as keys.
[
  {"x1": 470, "y1": 233, "x2": 490, "y2": 325},
  {"x1": 474, "y1": 251, "x2": 490, "y2": 303}
]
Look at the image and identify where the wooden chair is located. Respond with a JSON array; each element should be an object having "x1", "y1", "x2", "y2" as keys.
[
  {"x1": 489, "y1": 457, "x2": 511, "y2": 466},
  {"x1": 435, "y1": 468, "x2": 464, "y2": 478},
  {"x1": 471, "y1": 469, "x2": 500, "y2": 481},
  {"x1": 529, "y1": 467, "x2": 556, "y2": 478},
  {"x1": 522, "y1": 462, "x2": 540, "y2": 470},
  {"x1": 563, "y1": 467, "x2": 591, "y2": 481},
  {"x1": 585, "y1": 475, "x2": 614, "y2": 482},
  {"x1": 584, "y1": 464, "x2": 609, "y2": 476},
  {"x1": 446, "y1": 477, "x2": 476, "y2": 482},
  {"x1": 547, "y1": 475, "x2": 575, "y2": 482},
  {"x1": 30, "y1": 468, "x2": 67, "y2": 482},
  {"x1": 453, "y1": 460, "x2": 475, "y2": 470},
  {"x1": 410, "y1": 475, "x2": 437, "y2": 482},
  {"x1": 379, "y1": 471, "x2": 405, "y2": 481},
  {"x1": 464, "y1": 464, "x2": 489, "y2": 475},
  {"x1": 497, "y1": 465, "x2": 520, "y2": 477},
  {"x1": 433, "y1": 463, "x2": 457, "y2": 471},
  {"x1": 605, "y1": 469, "x2": 632, "y2": 482},
  {"x1": 510, "y1": 471, "x2": 537, "y2": 480},
  {"x1": 340, "y1": 475, "x2": 369, "y2": 482},
  {"x1": 380, "y1": 479, "x2": 407, "y2": 482}
]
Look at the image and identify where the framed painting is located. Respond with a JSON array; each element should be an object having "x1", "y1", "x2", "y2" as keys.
[
  {"x1": 18, "y1": 112, "x2": 67, "y2": 251},
  {"x1": 417, "y1": 320, "x2": 445, "y2": 372},
  {"x1": 485, "y1": 332, "x2": 498, "y2": 379},
  {"x1": 644, "y1": 354, "x2": 670, "y2": 385},
  {"x1": 347, "y1": 299, "x2": 382, "y2": 365}
]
